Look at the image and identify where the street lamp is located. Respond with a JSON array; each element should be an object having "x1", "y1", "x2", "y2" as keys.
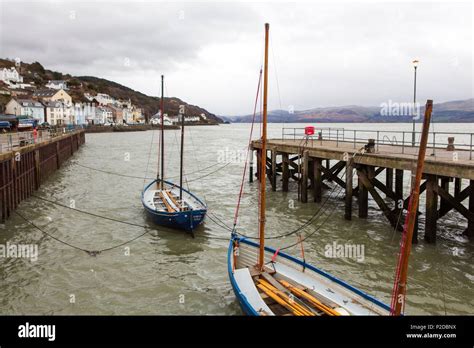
[{"x1": 411, "y1": 59, "x2": 419, "y2": 146}]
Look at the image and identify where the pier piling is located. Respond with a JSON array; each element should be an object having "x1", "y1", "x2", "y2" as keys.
[{"x1": 250, "y1": 129, "x2": 474, "y2": 244}]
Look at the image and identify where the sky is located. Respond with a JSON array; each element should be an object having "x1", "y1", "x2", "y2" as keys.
[{"x1": 0, "y1": 0, "x2": 472, "y2": 116}]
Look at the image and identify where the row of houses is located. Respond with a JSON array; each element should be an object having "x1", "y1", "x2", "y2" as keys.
[
  {"x1": 1, "y1": 65, "x2": 145, "y2": 125},
  {"x1": 3, "y1": 86, "x2": 144, "y2": 126}
]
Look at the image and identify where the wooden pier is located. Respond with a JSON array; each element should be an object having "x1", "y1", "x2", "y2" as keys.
[
  {"x1": 251, "y1": 128, "x2": 474, "y2": 244},
  {"x1": 0, "y1": 130, "x2": 85, "y2": 222}
]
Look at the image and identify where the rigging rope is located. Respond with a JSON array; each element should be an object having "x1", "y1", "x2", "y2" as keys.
[{"x1": 232, "y1": 67, "x2": 263, "y2": 229}]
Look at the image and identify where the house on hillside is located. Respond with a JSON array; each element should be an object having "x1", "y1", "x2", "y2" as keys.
[
  {"x1": 5, "y1": 98, "x2": 45, "y2": 123},
  {"x1": 151, "y1": 112, "x2": 173, "y2": 125},
  {"x1": 108, "y1": 105, "x2": 124, "y2": 124},
  {"x1": 132, "y1": 107, "x2": 144, "y2": 123},
  {"x1": 46, "y1": 80, "x2": 68, "y2": 90},
  {"x1": 0, "y1": 67, "x2": 23, "y2": 83},
  {"x1": 44, "y1": 101, "x2": 74, "y2": 125},
  {"x1": 94, "y1": 93, "x2": 115, "y2": 105},
  {"x1": 122, "y1": 107, "x2": 134, "y2": 123},
  {"x1": 74, "y1": 102, "x2": 96, "y2": 125},
  {"x1": 33, "y1": 88, "x2": 72, "y2": 105},
  {"x1": 96, "y1": 106, "x2": 113, "y2": 124}
]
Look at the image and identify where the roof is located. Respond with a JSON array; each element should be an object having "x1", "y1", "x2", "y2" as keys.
[
  {"x1": 33, "y1": 89, "x2": 56, "y2": 97},
  {"x1": 15, "y1": 99, "x2": 43, "y2": 107},
  {"x1": 43, "y1": 101, "x2": 63, "y2": 108}
]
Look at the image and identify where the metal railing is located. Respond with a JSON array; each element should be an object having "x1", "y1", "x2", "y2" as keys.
[
  {"x1": 281, "y1": 127, "x2": 474, "y2": 160},
  {"x1": 0, "y1": 126, "x2": 82, "y2": 154}
]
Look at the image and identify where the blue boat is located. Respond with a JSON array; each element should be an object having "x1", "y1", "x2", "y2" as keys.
[
  {"x1": 142, "y1": 179, "x2": 207, "y2": 232},
  {"x1": 228, "y1": 235, "x2": 391, "y2": 316},
  {"x1": 141, "y1": 75, "x2": 207, "y2": 233}
]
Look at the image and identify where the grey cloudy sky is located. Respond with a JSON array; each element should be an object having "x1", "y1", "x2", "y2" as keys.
[{"x1": 0, "y1": 0, "x2": 472, "y2": 115}]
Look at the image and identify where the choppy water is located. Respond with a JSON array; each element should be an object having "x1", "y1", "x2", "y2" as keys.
[{"x1": 0, "y1": 123, "x2": 473, "y2": 315}]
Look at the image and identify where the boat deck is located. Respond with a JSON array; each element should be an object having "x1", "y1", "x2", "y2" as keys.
[{"x1": 143, "y1": 182, "x2": 205, "y2": 213}]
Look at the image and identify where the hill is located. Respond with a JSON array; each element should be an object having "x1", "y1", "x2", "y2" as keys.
[
  {"x1": 0, "y1": 58, "x2": 223, "y2": 123},
  {"x1": 223, "y1": 99, "x2": 474, "y2": 123}
]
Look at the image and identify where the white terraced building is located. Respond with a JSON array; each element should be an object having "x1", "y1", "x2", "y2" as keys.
[{"x1": 0, "y1": 67, "x2": 23, "y2": 83}]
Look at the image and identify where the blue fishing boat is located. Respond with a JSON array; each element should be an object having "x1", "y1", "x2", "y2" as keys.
[
  {"x1": 141, "y1": 75, "x2": 207, "y2": 233},
  {"x1": 142, "y1": 179, "x2": 207, "y2": 232}
]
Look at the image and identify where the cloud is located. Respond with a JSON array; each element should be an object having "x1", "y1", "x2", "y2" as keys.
[{"x1": 0, "y1": 1, "x2": 472, "y2": 115}]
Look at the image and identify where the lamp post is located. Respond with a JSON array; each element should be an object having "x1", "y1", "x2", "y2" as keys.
[{"x1": 411, "y1": 59, "x2": 419, "y2": 146}]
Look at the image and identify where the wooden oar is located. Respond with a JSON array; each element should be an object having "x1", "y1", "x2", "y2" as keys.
[
  {"x1": 166, "y1": 191, "x2": 182, "y2": 211},
  {"x1": 259, "y1": 272, "x2": 318, "y2": 315},
  {"x1": 159, "y1": 191, "x2": 175, "y2": 213},
  {"x1": 256, "y1": 283, "x2": 305, "y2": 316},
  {"x1": 279, "y1": 280, "x2": 341, "y2": 316},
  {"x1": 257, "y1": 279, "x2": 315, "y2": 316}
]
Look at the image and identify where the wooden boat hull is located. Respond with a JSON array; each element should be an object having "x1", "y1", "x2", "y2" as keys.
[
  {"x1": 228, "y1": 235, "x2": 391, "y2": 316},
  {"x1": 142, "y1": 179, "x2": 207, "y2": 232}
]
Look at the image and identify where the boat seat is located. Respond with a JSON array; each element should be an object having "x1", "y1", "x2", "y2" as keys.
[{"x1": 234, "y1": 268, "x2": 274, "y2": 316}]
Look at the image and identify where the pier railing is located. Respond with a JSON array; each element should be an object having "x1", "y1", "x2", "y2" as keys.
[
  {"x1": 281, "y1": 127, "x2": 474, "y2": 160},
  {"x1": 0, "y1": 126, "x2": 82, "y2": 154}
]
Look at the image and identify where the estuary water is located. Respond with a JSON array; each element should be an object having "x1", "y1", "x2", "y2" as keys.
[{"x1": 0, "y1": 123, "x2": 473, "y2": 315}]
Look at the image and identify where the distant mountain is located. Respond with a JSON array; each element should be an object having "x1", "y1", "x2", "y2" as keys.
[
  {"x1": 222, "y1": 99, "x2": 474, "y2": 123},
  {"x1": 0, "y1": 58, "x2": 223, "y2": 123}
]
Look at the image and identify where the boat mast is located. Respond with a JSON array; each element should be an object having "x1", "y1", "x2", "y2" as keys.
[
  {"x1": 258, "y1": 23, "x2": 270, "y2": 270},
  {"x1": 160, "y1": 75, "x2": 165, "y2": 189},
  {"x1": 179, "y1": 106, "x2": 185, "y2": 204},
  {"x1": 392, "y1": 99, "x2": 433, "y2": 315}
]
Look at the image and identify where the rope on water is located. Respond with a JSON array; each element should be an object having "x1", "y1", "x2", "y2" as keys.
[
  {"x1": 14, "y1": 210, "x2": 153, "y2": 256},
  {"x1": 14, "y1": 190, "x2": 233, "y2": 256}
]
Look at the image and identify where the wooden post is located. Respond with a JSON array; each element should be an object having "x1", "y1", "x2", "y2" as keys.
[
  {"x1": 326, "y1": 159, "x2": 331, "y2": 182},
  {"x1": 313, "y1": 158, "x2": 322, "y2": 203},
  {"x1": 386, "y1": 168, "x2": 393, "y2": 198},
  {"x1": 256, "y1": 149, "x2": 261, "y2": 182},
  {"x1": 56, "y1": 141, "x2": 61, "y2": 169},
  {"x1": 345, "y1": 159, "x2": 353, "y2": 220},
  {"x1": 301, "y1": 150, "x2": 309, "y2": 203},
  {"x1": 34, "y1": 150, "x2": 41, "y2": 189},
  {"x1": 271, "y1": 150, "x2": 277, "y2": 191},
  {"x1": 282, "y1": 153, "x2": 289, "y2": 192},
  {"x1": 358, "y1": 166, "x2": 368, "y2": 218},
  {"x1": 395, "y1": 169, "x2": 404, "y2": 214},
  {"x1": 467, "y1": 180, "x2": 474, "y2": 239},
  {"x1": 249, "y1": 146, "x2": 254, "y2": 183},
  {"x1": 425, "y1": 175, "x2": 438, "y2": 243},
  {"x1": 454, "y1": 178, "x2": 461, "y2": 198},
  {"x1": 1, "y1": 161, "x2": 5, "y2": 221},
  {"x1": 440, "y1": 177, "x2": 450, "y2": 213}
]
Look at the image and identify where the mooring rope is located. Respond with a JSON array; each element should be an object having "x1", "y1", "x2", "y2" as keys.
[
  {"x1": 14, "y1": 210, "x2": 154, "y2": 256},
  {"x1": 13, "y1": 191, "x2": 231, "y2": 256}
]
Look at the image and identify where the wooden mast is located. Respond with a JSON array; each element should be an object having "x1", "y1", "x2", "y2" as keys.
[
  {"x1": 258, "y1": 23, "x2": 270, "y2": 270},
  {"x1": 160, "y1": 75, "x2": 165, "y2": 189},
  {"x1": 392, "y1": 99, "x2": 433, "y2": 315},
  {"x1": 179, "y1": 106, "x2": 185, "y2": 203}
]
